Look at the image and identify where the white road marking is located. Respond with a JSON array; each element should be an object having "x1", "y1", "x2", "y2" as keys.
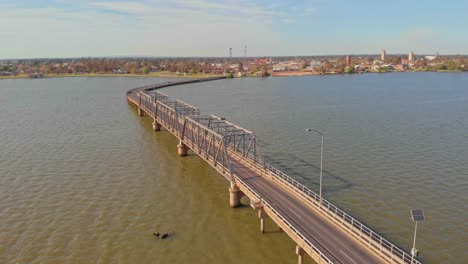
[{"x1": 340, "y1": 250, "x2": 358, "y2": 264}]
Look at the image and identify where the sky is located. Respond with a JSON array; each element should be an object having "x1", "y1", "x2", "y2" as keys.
[{"x1": 1, "y1": 0, "x2": 467, "y2": 58}]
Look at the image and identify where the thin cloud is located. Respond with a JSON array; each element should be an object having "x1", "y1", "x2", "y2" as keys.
[
  {"x1": 89, "y1": 0, "x2": 298, "y2": 23},
  {"x1": 91, "y1": 1, "x2": 149, "y2": 14}
]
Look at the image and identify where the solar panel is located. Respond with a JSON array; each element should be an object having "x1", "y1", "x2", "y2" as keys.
[{"x1": 411, "y1": 209, "x2": 425, "y2": 222}]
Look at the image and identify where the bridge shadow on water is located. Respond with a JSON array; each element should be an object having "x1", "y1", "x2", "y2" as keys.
[{"x1": 263, "y1": 152, "x2": 353, "y2": 195}]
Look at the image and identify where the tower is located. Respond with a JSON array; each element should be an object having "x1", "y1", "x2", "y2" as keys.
[
  {"x1": 408, "y1": 51, "x2": 414, "y2": 62},
  {"x1": 345, "y1": 55, "x2": 351, "y2": 66},
  {"x1": 229, "y1": 48, "x2": 232, "y2": 58},
  {"x1": 244, "y1": 45, "x2": 247, "y2": 58},
  {"x1": 381, "y1": 49, "x2": 386, "y2": 61}
]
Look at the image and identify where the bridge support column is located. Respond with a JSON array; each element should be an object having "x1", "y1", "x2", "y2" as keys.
[
  {"x1": 138, "y1": 108, "x2": 144, "y2": 116},
  {"x1": 296, "y1": 246, "x2": 304, "y2": 264},
  {"x1": 177, "y1": 140, "x2": 188, "y2": 156},
  {"x1": 152, "y1": 121, "x2": 161, "y2": 131},
  {"x1": 229, "y1": 183, "x2": 241, "y2": 208},
  {"x1": 258, "y1": 209, "x2": 267, "y2": 233}
]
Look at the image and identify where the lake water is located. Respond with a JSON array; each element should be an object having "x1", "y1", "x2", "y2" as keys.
[{"x1": 1, "y1": 73, "x2": 466, "y2": 263}]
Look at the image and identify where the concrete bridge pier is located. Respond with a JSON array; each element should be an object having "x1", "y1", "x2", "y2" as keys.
[
  {"x1": 177, "y1": 140, "x2": 188, "y2": 156},
  {"x1": 296, "y1": 245, "x2": 305, "y2": 264},
  {"x1": 138, "y1": 108, "x2": 144, "y2": 116},
  {"x1": 152, "y1": 120, "x2": 161, "y2": 131},
  {"x1": 258, "y1": 209, "x2": 267, "y2": 233},
  {"x1": 229, "y1": 183, "x2": 242, "y2": 208}
]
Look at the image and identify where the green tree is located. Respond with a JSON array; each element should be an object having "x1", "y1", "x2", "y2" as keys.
[
  {"x1": 190, "y1": 67, "x2": 197, "y2": 75},
  {"x1": 142, "y1": 67, "x2": 150, "y2": 75},
  {"x1": 261, "y1": 63, "x2": 269, "y2": 77},
  {"x1": 379, "y1": 66, "x2": 388, "y2": 73},
  {"x1": 446, "y1": 60, "x2": 457, "y2": 71},
  {"x1": 344, "y1": 66, "x2": 354, "y2": 74},
  {"x1": 250, "y1": 65, "x2": 259, "y2": 74},
  {"x1": 437, "y1": 64, "x2": 447, "y2": 71}
]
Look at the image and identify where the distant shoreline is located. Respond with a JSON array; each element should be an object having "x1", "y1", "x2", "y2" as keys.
[
  {"x1": 0, "y1": 72, "x2": 223, "y2": 80},
  {"x1": 0, "y1": 70, "x2": 465, "y2": 80}
]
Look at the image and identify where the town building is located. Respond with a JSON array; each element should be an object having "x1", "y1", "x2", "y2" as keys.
[
  {"x1": 408, "y1": 51, "x2": 414, "y2": 62},
  {"x1": 345, "y1": 56, "x2": 351, "y2": 66},
  {"x1": 425, "y1": 55, "x2": 437, "y2": 61},
  {"x1": 381, "y1": 50, "x2": 386, "y2": 61}
]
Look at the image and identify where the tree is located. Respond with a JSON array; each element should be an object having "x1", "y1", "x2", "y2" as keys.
[
  {"x1": 322, "y1": 62, "x2": 334, "y2": 72},
  {"x1": 142, "y1": 67, "x2": 150, "y2": 75},
  {"x1": 260, "y1": 63, "x2": 269, "y2": 77},
  {"x1": 315, "y1": 66, "x2": 326, "y2": 74},
  {"x1": 250, "y1": 65, "x2": 259, "y2": 74},
  {"x1": 344, "y1": 66, "x2": 354, "y2": 74},
  {"x1": 379, "y1": 66, "x2": 388, "y2": 72},
  {"x1": 238, "y1": 62, "x2": 243, "y2": 71},
  {"x1": 446, "y1": 60, "x2": 457, "y2": 71},
  {"x1": 437, "y1": 64, "x2": 447, "y2": 71}
]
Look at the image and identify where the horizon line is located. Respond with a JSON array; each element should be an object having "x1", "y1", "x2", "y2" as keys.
[{"x1": 2, "y1": 53, "x2": 467, "y2": 61}]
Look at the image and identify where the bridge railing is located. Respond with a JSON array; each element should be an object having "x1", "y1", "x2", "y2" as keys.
[
  {"x1": 152, "y1": 91, "x2": 169, "y2": 101},
  {"x1": 232, "y1": 174, "x2": 333, "y2": 264},
  {"x1": 139, "y1": 90, "x2": 169, "y2": 102},
  {"x1": 263, "y1": 163, "x2": 421, "y2": 264}
]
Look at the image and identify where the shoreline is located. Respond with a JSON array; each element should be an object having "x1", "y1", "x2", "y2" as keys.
[
  {"x1": 0, "y1": 70, "x2": 465, "y2": 80},
  {"x1": 0, "y1": 72, "x2": 223, "y2": 80}
]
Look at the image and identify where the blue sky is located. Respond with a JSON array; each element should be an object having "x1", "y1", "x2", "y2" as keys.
[{"x1": 1, "y1": 0, "x2": 467, "y2": 58}]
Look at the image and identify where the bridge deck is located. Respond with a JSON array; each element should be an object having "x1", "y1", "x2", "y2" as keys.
[{"x1": 126, "y1": 78, "x2": 421, "y2": 264}]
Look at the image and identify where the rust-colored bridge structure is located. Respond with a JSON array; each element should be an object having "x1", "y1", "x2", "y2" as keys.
[{"x1": 126, "y1": 78, "x2": 422, "y2": 264}]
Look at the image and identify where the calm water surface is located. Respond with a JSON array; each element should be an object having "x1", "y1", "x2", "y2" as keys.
[{"x1": 1, "y1": 73, "x2": 467, "y2": 264}]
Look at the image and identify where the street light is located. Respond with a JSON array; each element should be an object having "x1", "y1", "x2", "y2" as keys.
[
  {"x1": 306, "y1": 128, "x2": 324, "y2": 206},
  {"x1": 410, "y1": 209, "x2": 424, "y2": 263}
]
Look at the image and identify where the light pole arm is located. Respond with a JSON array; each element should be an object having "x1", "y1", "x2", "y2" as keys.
[{"x1": 306, "y1": 128, "x2": 323, "y2": 136}]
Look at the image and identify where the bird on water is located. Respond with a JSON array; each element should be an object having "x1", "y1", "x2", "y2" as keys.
[{"x1": 153, "y1": 231, "x2": 173, "y2": 239}]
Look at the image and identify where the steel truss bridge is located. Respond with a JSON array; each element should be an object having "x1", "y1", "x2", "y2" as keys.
[{"x1": 126, "y1": 78, "x2": 422, "y2": 264}]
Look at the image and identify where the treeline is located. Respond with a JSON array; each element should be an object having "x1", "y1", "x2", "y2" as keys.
[{"x1": 3, "y1": 57, "x2": 241, "y2": 75}]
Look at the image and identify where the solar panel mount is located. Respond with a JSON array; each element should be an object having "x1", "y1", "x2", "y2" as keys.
[{"x1": 411, "y1": 209, "x2": 425, "y2": 222}]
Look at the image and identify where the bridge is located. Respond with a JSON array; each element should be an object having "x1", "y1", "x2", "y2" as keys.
[{"x1": 126, "y1": 78, "x2": 422, "y2": 264}]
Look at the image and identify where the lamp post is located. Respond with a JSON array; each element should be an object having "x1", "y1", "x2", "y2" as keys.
[
  {"x1": 410, "y1": 209, "x2": 424, "y2": 263},
  {"x1": 306, "y1": 129, "x2": 324, "y2": 206}
]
